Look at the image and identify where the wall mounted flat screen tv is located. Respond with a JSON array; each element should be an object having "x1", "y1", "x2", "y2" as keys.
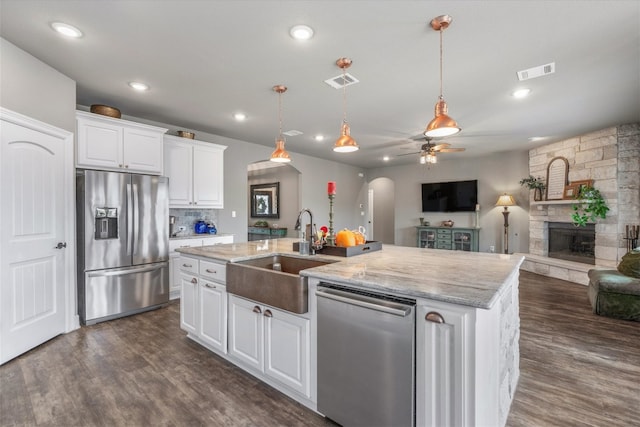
[{"x1": 422, "y1": 180, "x2": 478, "y2": 212}]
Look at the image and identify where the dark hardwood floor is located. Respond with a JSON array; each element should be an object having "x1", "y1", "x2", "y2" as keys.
[{"x1": 1, "y1": 271, "x2": 639, "y2": 426}]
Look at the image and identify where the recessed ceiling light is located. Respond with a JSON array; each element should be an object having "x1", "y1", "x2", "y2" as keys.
[
  {"x1": 233, "y1": 112, "x2": 247, "y2": 121},
  {"x1": 383, "y1": 156, "x2": 390, "y2": 162},
  {"x1": 51, "y1": 22, "x2": 83, "y2": 38},
  {"x1": 512, "y1": 88, "x2": 531, "y2": 99},
  {"x1": 289, "y1": 25, "x2": 314, "y2": 40},
  {"x1": 528, "y1": 136, "x2": 549, "y2": 142},
  {"x1": 314, "y1": 135, "x2": 325, "y2": 142},
  {"x1": 128, "y1": 81, "x2": 149, "y2": 91}
]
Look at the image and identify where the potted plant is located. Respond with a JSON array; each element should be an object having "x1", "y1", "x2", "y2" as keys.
[
  {"x1": 571, "y1": 185, "x2": 609, "y2": 227},
  {"x1": 519, "y1": 175, "x2": 546, "y2": 201}
]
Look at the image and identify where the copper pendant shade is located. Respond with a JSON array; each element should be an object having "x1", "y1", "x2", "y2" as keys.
[
  {"x1": 333, "y1": 57, "x2": 359, "y2": 153},
  {"x1": 270, "y1": 85, "x2": 292, "y2": 163},
  {"x1": 424, "y1": 15, "x2": 461, "y2": 138}
]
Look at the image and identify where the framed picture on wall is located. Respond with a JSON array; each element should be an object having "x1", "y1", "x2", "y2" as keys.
[{"x1": 250, "y1": 182, "x2": 280, "y2": 218}]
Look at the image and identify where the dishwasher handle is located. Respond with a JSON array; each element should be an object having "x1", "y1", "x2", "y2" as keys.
[{"x1": 316, "y1": 288, "x2": 413, "y2": 317}]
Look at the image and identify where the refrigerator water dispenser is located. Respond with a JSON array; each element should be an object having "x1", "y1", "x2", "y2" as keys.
[{"x1": 95, "y1": 207, "x2": 118, "y2": 240}]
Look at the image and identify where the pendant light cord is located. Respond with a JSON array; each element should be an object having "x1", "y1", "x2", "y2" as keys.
[
  {"x1": 439, "y1": 26, "x2": 444, "y2": 100},
  {"x1": 278, "y1": 90, "x2": 283, "y2": 139},
  {"x1": 342, "y1": 67, "x2": 348, "y2": 123}
]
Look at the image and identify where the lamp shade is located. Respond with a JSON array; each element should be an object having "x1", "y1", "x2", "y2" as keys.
[
  {"x1": 333, "y1": 122, "x2": 359, "y2": 152},
  {"x1": 495, "y1": 193, "x2": 516, "y2": 207},
  {"x1": 270, "y1": 138, "x2": 291, "y2": 163},
  {"x1": 424, "y1": 99, "x2": 461, "y2": 137}
]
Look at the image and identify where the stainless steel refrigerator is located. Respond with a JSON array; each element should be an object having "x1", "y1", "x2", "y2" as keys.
[{"x1": 76, "y1": 169, "x2": 169, "y2": 325}]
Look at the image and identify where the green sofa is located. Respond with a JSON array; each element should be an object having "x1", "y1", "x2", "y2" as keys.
[{"x1": 588, "y1": 269, "x2": 640, "y2": 321}]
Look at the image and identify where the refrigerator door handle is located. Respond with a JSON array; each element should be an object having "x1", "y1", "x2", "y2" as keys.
[
  {"x1": 132, "y1": 183, "x2": 139, "y2": 255},
  {"x1": 126, "y1": 183, "x2": 133, "y2": 256},
  {"x1": 87, "y1": 263, "x2": 167, "y2": 278}
]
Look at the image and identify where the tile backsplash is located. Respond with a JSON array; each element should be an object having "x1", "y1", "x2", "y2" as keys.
[{"x1": 170, "y1": 208, "x2": 219, "y2": 236}]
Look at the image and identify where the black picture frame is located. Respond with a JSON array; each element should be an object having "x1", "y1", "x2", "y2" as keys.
[{"x1": 250, "y1": 182, "x2": 280, "y2": 218}]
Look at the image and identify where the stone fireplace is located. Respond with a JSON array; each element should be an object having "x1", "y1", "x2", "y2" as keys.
[{"x1": 520, "y1": 123, "x2": 640, "y2": 285}]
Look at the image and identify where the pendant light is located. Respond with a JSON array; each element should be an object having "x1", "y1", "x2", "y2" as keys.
[
  {"x1": 424, "y1": 15, "x2": 461, "y2": 138},
  {"x1": 333, "y1": 57, "x2": 359, "y2": 153},
  {"x1": 270, "y1": 85, "x2": 291, "y2": 163}
]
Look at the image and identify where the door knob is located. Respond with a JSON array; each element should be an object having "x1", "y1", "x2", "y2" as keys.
[{"x1": 54, "y1": 242, "x2": 67, "y2": 249}]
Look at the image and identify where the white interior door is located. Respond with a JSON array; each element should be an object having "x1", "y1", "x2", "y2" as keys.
[{"x1": 1, "y1": 109, "x2": 73, "y2": 365}]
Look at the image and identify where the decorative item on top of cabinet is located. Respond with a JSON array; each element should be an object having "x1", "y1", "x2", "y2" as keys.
[
  {"x1": 417, "y1": 226, "x2": 479, "y2": 251},
  {"x1": 76, "y1": 110, "x2": 168, "y2": 174},
  {"x1": 163, "y1": 134, "x2": 227, "y2": 208}
]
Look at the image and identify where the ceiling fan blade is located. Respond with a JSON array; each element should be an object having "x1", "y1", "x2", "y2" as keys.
[
  {"x1": 397, "y1": 151, "x2": 421, "y2": 157},
  {"x1": 439, "y1": 147, "x2": 466, "y2": 152},
  {"x1": 431, "y1": 143, "x2": 451, "y2": 151}
]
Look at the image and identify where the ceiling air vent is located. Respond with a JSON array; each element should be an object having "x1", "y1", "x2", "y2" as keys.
[
  {"x1": 516, "y1": 62, "x2": 556, "y2": 81},
  {"x1": 324, "y1": 73, "x2": 359, "y2": 89}
]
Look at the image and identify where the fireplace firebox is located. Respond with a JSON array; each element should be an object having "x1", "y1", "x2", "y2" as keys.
[{"x1": 548, "y1": 222, "x2": 595, "y2": 265}]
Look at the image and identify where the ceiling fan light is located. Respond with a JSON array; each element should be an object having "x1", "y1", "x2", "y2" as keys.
[
  {"x1": 270, "y1": 138, "x2": 291, "y2": 163},
  {"x1": 424, "y1": 99, "x2": 461, "y2": 137},
  {"x1": 333, "y1": 122, "x2": 359, "y2": 152}
]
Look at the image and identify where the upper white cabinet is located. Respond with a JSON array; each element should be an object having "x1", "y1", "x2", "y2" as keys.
[
  {"x1": 163, "y1": 135, "x2": 227, "y2": 208},
  {"x1": 76, "y1": 111, "x2": 167, "y2": 174}
]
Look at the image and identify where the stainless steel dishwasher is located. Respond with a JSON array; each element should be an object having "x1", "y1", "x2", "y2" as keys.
[{"x1": 316, "y1": 283, "x2": 416, "y2": 427}]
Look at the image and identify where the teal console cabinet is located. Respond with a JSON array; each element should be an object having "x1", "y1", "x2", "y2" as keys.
[{"x1": 417, "y1": 226, "x2": 479, "y2": 252}]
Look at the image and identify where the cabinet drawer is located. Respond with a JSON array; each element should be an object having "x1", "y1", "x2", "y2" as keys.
[
  {"x1": 170, "y1": 238, "x2": 200, "y2": 252},
  {"x1": 437, "y1": 229, "x2": 452, "y2": 236},
  {"x1": 200, "y1": 260, "x2": 226, "y2": 283},
  {"x1": 437, "y1": 242, "x2": 452, "y2": 250},
  {"x1": 179, "y1": 257, "x2": 198, "y2": 274}
]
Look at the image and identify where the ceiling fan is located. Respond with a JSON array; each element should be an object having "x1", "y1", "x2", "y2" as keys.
[{"x1": 397, "y1": 137, "x2": 465, "y2": 164}]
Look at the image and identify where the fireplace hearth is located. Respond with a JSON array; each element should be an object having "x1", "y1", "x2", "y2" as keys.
[{"x1": 548, "y1": 222, "x2": 595, "y2": 265}]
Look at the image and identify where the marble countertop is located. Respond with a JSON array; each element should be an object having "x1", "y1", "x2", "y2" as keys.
[
  {"x1": 170, "y1": 233, "x2": 233, "y2": 240},
  {"x1": 177, "y1": 238, "x2": 524, "y2": 309}
]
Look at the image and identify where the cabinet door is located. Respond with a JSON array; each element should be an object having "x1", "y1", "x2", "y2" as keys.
[
  {"x1": 416, "y1": 303, "x2": 473, "y2": 427},
  {"x1": 164, "y1": 139, "x2": 193, "y2": 207},
  {"x1": 453, "y1": 231, "x2": 472, "y2": 251},
  {"x1": 123, "y1": 127, "x2": 164, "y2": 174},
  {"x1": 264, "y1": 308, "x2": 310, "y2": 397},
  {"x1": 169, "y1": 254, "x2": 182, "y2": 299},
  {"x1": 199, "y1": 281, "x2": 227, "y2": 353},
  {"x1": 228, "y1": 295, "x2": 263, "y2": 371},
  {"x1": 76, "y1": 118, "x2": 123, "y2": 170},
  {"x1": 193, "y1": 144, "x2": 224, "y2": 208},
  {"x1": 180, "y1": 273, "x2": 199, "y2": 334}
]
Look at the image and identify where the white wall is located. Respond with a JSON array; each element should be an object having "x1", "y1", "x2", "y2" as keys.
[
  {"x1": 0, "y1": 38, "x2": 76, "y2": 132},
  {"x1": 365, "y1": 150, "x2": 531, "y2": 253}
]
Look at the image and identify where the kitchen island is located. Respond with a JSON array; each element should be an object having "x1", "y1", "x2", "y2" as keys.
[{"x1": 177, "y1": 238, "x2": 524, "y2": 427}]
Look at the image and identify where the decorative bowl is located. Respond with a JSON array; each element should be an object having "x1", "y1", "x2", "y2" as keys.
[
  {"x1": 177, "y1": 130, "x2": 195, "y2": 139},
  {"x1": 90, "y1": 104, "x2": 121, "y2": 118},
  {"x1": 442, "y1": 220, "x2": 454, "y2": 227}
]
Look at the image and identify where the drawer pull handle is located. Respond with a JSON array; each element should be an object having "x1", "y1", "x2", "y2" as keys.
[
  {"x1": 425, "y1": 311, "x2": 445, "y2": 324},
  {"x1": 253, "y1": 306, "x2": 262, "y2": 314},
  {"x1": 204, "y1": 283, "x2": 216, "y2": 289},
  {"x1": 182, "y1": 263, "x2": 192, "y2": 268},
  {"x1": 179, "y1": 245, "x2": 190, "y2": 248},
  {"x1": 191, "y1": 278, "x2": 197, "y2": 284},
  {"x1": 205, "y1": 269, "x2": 217, "y2": 274},
  {"x1": 264, "y1": 309, "x2": 273, "y2": 318}
]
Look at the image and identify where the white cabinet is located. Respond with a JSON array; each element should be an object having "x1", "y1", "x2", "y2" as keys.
[
  {"x1": 416, "y1": 301, "x2": 474, "y2": 427},
  {"x1": 199, "y1": 280, "x2": 227, "y2": 352},
  {"x1": 169, "y1": 235, "x2": 233, "y2": 299},
  {"x1": 76, "y1": 110, "x2": 167, "y2": 174},
  {"x1": 163, "y1": 135, "x2": 227, "y2": 208},
  {"x1": 180, "y1": 271, "x2": 198, "y2": 335},
  {"x1": 179, "y1": 255, "x2": 228, "y2": 355},
  {"x1": 228, "y1": 295, "x2": 310, "y2": 397}
]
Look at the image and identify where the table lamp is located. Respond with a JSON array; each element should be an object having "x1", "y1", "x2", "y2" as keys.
[{"x1": 495, "y1": 193, "x2": 516, "y2": 254}]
